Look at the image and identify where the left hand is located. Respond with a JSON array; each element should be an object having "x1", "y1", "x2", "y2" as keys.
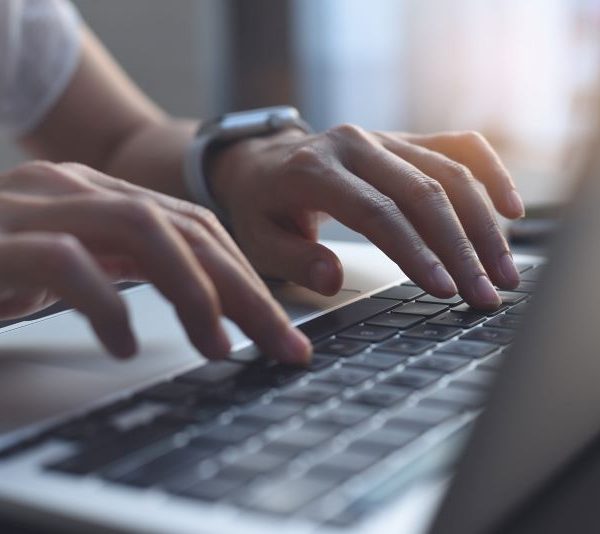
[{"x1": 209, "y1": 125, "x2": 525, "y2": 309}]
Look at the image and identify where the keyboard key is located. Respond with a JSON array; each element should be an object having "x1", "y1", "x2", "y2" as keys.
[
  {"x1": 461, "y1": 327, "x2": 515, "y2": 345},
  {"x1": 138, "y1": 382, "x2": 198, "y2": 404},
  {"x1": 366, "y1": 312, "x2": 425, "y2": 330},
  {"x1": 478, "y1": 352, "x2": 506, "y2": 371},
  {"x1": 217, "y1": 384, "x2": 270, "y2": 404},
  {"x1": 428, "y1": 310, "x2": 486, "y2": 329},
  {"x1": 512, "y1": 281, "x2": 537, "y2": 293},
  {"x1": 371, "y1": 285, "x2": 424, "y2": 301},
  {"x1": 105, "y1": 446, "x2": 208, "y2": 487},
  {"x1": 497, "y1": 291, "x2": 527, "y2": 305},
  {"x1": 175, "y1": 477, "x2": 242, "y2": 502},
  {"x1": 307, "y1": 450, "x2": 378, "y2": 481},
  {"x1": 452, "y1": 369, "x2": 496, "y2": 390},
  {"x1": 453, "y1": 302, "x2": 509, "y2": 316},
  {"x1": 195, "y1": 422, "x2": 259, "y2": 446},
  {"x1": 506, "y1": 302, "x2": 529, "y2": 315},
  {"x1": 237, "y1": 476, "x2": 336, "y2": 515},
  {"x1": 520, "y1": 267, "x2": 542, "y2": 282},
  {"x1": 437, "y1": 340, "x2": 499, "y2": 358},
  {"x1": 299, "y1": 298, "x2": 401, "y2": 342},
  {"x1": 308, "y1": 354, "x2": 338, "y2": 372},
  {"x1": 234, "y1": 401, "x2": 304, "y2": 426},
  {"x1": 410, "y1": 354, "x2": 470, "y2": 373},
  {"x1": 516, "y1": 262, "x2": 536, "y2": 273},
  {"x1": 375, "y1": 337, "x2": 435, "y2": 355},
  {"x1": 53, "y1": 418, "x2": 116, "y2": 443},
  {"x1": 352, "y1": 384, "x2": 411, "y2": 408},
  {"x1": 46, "y1": 424, "x2": 180, "y2": 475},
  {"x1": 236, "y1": 359, "x2": 308, "y2": 388},
  {"x1": 416, "y1": 294, "x2": 463, "y2": 305},
  {"x1": 315, "y1": 367, "x2": 376, "y2": 387},
  {"x1": 392, "y1": 302, "x2": 448, "y2": 316},
  {"x1": 158, "y1": 404, "x2": 227, "y2": 425},
  {"x1": 268, "y1": 424, "x2": 336, "y2": 451},
  {"x1": 217, "y1": 461, "x2": 273, "y2": 482},
  {"x1": 344, "y1": 352, "x2": 405, "y2": 371},
  {"x1": 384, "y1": 369, "x2": 442, "y2": 389},
  {"x1": 225, "y1": 450, "x2": 289, "y2": 474},
  {"x1": 386, "y1": 405, "x2": 457, "y2": 431},
  {"x1": 421, "y1": 386, "x2": 486, "y2": 410},
  {"x1": 486, "y1": 314, "x2": 521, "y2": 329},
  {"x1": 350, "y1": 427, "x2": 420, "y2": 455},
  {"x1": 277, "y1": 383, "x2": 340, "y2": 404},
  {"x1": 175, "y1": 361, "x2": 245, "y2": 386},
  {"x1": 313, "y1": 338, "x2": 369, "y2": 357},
  {"x1": 403, "y1": 323, "x2": 462, "y2": 341},
  {"x1": 338, "y1": 324, "x2": 397, "y2": 342},
  {"x1": 313, "y1": 404, "x2": 373, "y2": 428}
]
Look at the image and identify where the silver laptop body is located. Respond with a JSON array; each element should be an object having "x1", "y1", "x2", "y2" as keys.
[{"x1": 2, "y1": 144, "x2": 599, "y2": 532}]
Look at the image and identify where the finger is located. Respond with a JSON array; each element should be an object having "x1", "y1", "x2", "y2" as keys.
[
  {"x1": 170, "y1": 213, "x2": 311, "y2": 364},
  {"x1": 63, "y1": 163, "x2": 264, "y2": 286},
  {"x1": 399, "y1": 131, "x2": 525, "y2": 219},
  {"x1": 334, "y1": 133, "x2": 500, "y2": 308},
  {"x1": 9, "y1": 196, "x2": 231, "y2": 359},
  {"x1": 377, "y1": 135, "x2": 520, "y2": 289},
  {"x1": 286, "y1": 151, "x2": 457, "y2": 299},
  {"x1": 0, "y1": 233, "x2": 135, "y2": 358},
  {"x1": 246, "y1": 218, "x2": 344, "y2": 296}
]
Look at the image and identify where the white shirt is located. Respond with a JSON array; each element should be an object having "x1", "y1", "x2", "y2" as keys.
[{"x1": 0, "y1": 0, "x2": 81, "y2": 137}]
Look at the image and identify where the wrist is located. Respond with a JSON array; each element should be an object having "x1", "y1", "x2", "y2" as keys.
[{"x1": 208, "y1": 128, "x2": 308, "y2": 215}]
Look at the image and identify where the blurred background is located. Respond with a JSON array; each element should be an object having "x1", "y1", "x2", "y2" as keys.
[{"x1": 0, "y1": 0, "x2": 599, "y2": 241}]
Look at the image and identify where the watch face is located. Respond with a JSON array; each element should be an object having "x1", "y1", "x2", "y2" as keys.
[{"x1": 220, "y1": 106, "x2": 299, "y2": 130}]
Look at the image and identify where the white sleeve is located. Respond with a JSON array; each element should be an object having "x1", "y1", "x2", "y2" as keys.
[{"x1": 0, "y1": 0, "x2": 82, "y2": 137}]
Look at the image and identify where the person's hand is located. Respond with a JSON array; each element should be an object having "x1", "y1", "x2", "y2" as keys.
[
  {"x1": 0, "y1": 161, "x2": 310, "y2": 362},
  {"x1": 210, "y1": 126, "x2": 525, "y2": 309}
]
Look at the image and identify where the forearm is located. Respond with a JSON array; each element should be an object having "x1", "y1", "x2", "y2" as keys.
[
  {"x1": 20, "y1": 25, "x2": 199, "y2": 201},
  {"x1": 102, "y1": 118, "x2": 198, "y2": 201}
]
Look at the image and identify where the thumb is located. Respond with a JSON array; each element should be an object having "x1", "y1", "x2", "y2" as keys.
[{"x1": 250, "y1": 223, "x2": 344, "y2": 296}]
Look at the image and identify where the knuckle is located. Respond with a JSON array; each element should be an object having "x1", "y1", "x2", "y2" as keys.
[
  {"x1": 115, "y1": 197, "x2": 162, "y2": 230},
  {"x1": 193, "y1": 205, "x2": 221, "y2": 230},
  {"x1": 42, "y1": 234, "x2": 83, "y2": 272},
  {"x1": 461, "y1": 130, "x2": 487, "y2": 148},
  {"x1": 482, "y1": 216, "x2": 502, "y2": 241},
  {"x1": 441, "y1": 162, "x2": 473, "y2": 184},
  {"x1": 326, "y1": 123, "x2": 368, "y2": 144},
  {"x1": 406, "y1": 175, "x2": 446, "y2": 204},
  {"x1": 20, "y1": 160, "x2": 61, "y2": 178},
  {"x1": 452, "y1": 235, "x2": 477, "y2": 265},
  {"x1": 283, "y1": 145, "x2": 326, "y2": 174}
]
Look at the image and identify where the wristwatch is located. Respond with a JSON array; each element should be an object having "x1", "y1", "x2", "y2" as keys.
[{"x1": 183, "y1": 106, "x2": 312, "y2": 220}]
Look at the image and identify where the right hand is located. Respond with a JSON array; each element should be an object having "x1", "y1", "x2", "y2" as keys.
[{"x1": 0, "y1": 161, "x2": 311, "y2": 363}]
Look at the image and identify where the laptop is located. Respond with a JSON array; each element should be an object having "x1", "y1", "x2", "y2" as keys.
[{"x1": 0, "y1": 139, "x2": 598, "y2": 533}]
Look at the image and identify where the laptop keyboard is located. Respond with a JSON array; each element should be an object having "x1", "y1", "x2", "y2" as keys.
[{"x1": 4, "y1": 263, "x2": 540, "y2": 527}]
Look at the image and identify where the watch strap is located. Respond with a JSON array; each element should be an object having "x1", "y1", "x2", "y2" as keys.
[{"x1": 183, "y1": 106, "x2": 311, "y2": 221}]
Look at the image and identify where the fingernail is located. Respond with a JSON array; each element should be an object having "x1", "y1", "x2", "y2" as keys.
[
  {"x1": 309, "y1": 260, "x2": 332, "y2": 294},
  {"x1": 507, "y1": 190, "x2": 525, "y2": 218},
  {"x1": 280, "y1": 327, "x2": 312, "y2": 365},
  {"x1": 499, "y1": 252, "x2": 520, "y2": 287},
  {"x1": 430, "y1": 265, "x2": 457, "y2": 295},
  {"x1": 474, "y1": 275, "x2": 501, "y2": 307}
]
